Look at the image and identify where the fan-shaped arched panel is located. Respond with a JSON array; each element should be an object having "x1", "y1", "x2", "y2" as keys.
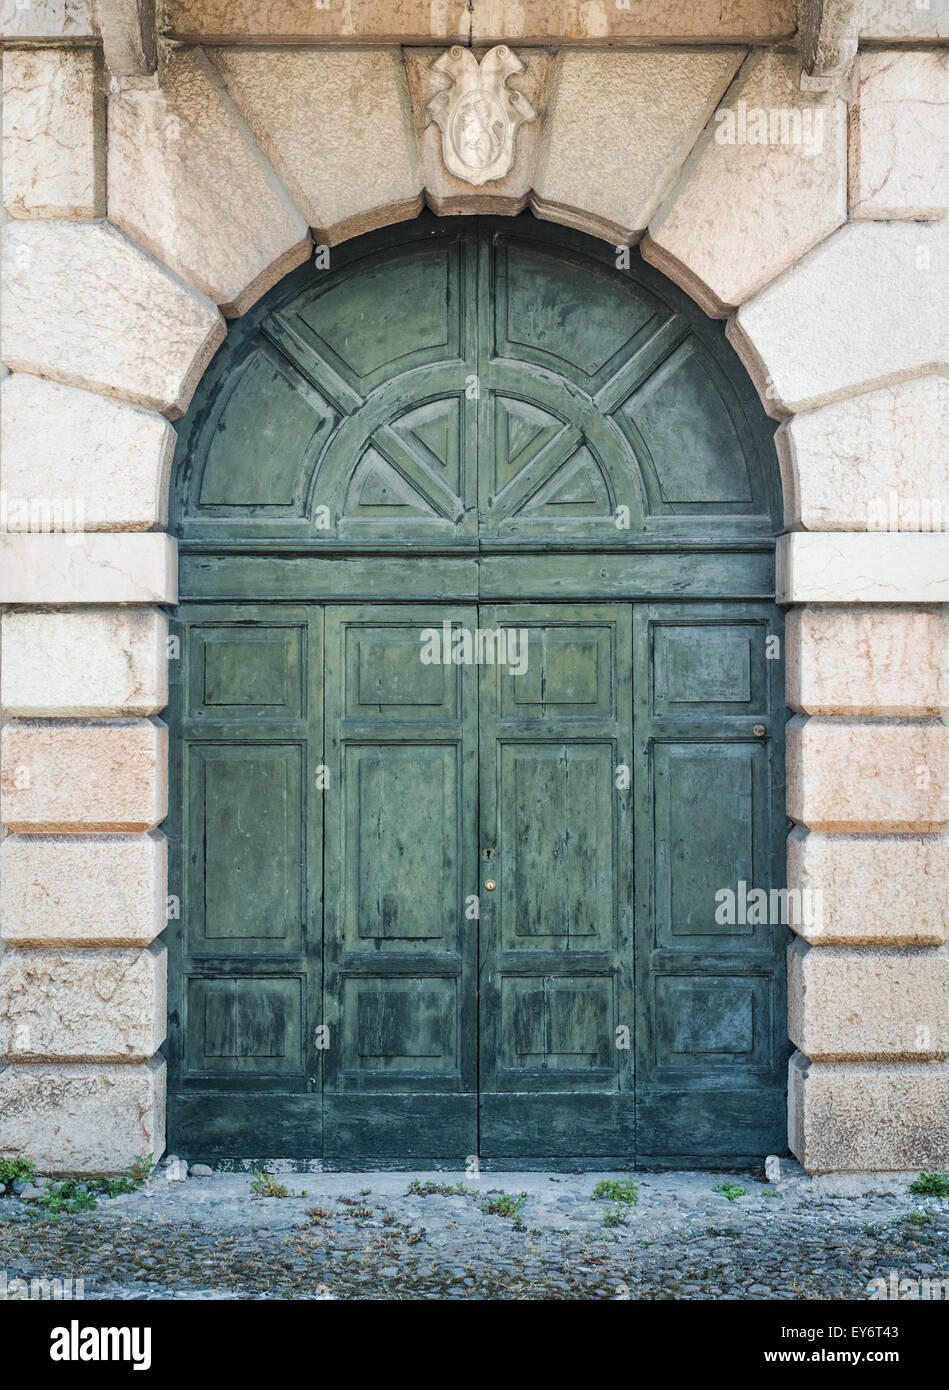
[{"x1": 172, "y1": 215, "x2": 781, "y2": 547}]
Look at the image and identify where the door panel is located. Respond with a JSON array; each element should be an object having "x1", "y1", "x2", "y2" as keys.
[
  {"x1": 478, "y1": 604, "x2": 635, "y2": 1155},
  {"x1": 167, "y1": 605, "x2": 323, "y2": 1158},
  {"x1": 189, "y1": 743, "x2": 303, "y2": 948},
  {"x1": 633, "y1": 602, "x2": 789, "y2": 1163},
  {"x1": 322, "y1": 606, "x2": 478, "y2": 1161},
  {"x1": 169, "y1": 595, "x2": 787, "y2": 1165}
]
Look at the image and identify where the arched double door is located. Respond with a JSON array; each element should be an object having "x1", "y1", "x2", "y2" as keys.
[{"x1": 167, "y1": 215, "x2": 788, "y2": 1168}]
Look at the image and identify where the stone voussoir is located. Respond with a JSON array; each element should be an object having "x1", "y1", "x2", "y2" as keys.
[
  {"x1": 0, "y1": 943, "x2": 167, "y2": 1062},
  {"x1": 787, "y1": 827, "x2": 949, "y2": 946},
  {"x1": 0, "y1": 1057, "x2": 166, "y2": 1176},
  {"x1": 108, "y1": 47, "x2": 311, "y2": 317},
  {"x1": 0, "y1": 832, "x2": 168, "y2": 947},
  {"x1": 643, "y1": 49, "x2": 846, "y2": 317},
  {"x1": 0, "y1": 375, "x2": 176, "y2": 532},
  {"x1": 1, "y1": 608, "x2": 168, "y2": 717},
  {"x1": 530, "y1": 47, "x2": 745, "y2": 245},
  {"x1": 1, "y1": 219, "x2": 225, "y2": 417},
  {"x1": 208, "y1": 46, "x2": 424, "y2": 245},
  {"x1": 0, "y1": 719, "x2": 168, "y2": 833},
  {"x1": 727, "y1": 221, "x2": 949, "y2": 419},
  {"x1": 787, "y1": 715, "x2": 949, "y2": 833},
  {"x1": 788, "y1": 937, "x2": 949, "y2": 1061}
]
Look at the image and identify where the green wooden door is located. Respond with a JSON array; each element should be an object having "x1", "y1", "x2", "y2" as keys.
[
  {"x1": 633, "y1": 602, "x2": 787, "y2": 1163},
  {"x1": 168, "y1": 604, "x2": 324, "y2": 1155},
  {"x1": 321, "y1": 606, "x2": 479, "y2": 1161},
  {"x1": 478, "y1": 604, "x2": 634, "y2": 1159},
  {"x1": 167, "y1": 214, "x2": 789, "y2": 1167}
]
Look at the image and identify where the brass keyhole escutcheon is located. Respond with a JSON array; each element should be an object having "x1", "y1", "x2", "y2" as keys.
[
  {"x1": 484, "y1": 880, "x2": 497, "y2": 892},
  {"x1": 753, "y1": 724, "x2": 767, "y2": 737}
]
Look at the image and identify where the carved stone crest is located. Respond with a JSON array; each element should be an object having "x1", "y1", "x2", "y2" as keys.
[{"x1": 427, "y1": 45, "x2": 537, "y2": 187}]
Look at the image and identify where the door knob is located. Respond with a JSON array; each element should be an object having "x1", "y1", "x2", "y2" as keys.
[{"x1": 483, "y1": 880, "x2": 496, "y2": 892}]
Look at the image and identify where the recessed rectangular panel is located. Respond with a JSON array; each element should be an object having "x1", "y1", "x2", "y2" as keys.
[
  {"x1": 654, "y1": 743, "x2": 759, "y2": 945},
  {"x1": 499, "y1": 742, "x2": 615, "y2": 946},
  {"x1": 189, "y1": 624, "x2": 305, "y2": 719},
  {"x1": 186, "y1": 977, "x2": 303, "y2": 1075},
  {"x1": 345, "y1": 622, "x2": 456, "y2": 717},
  {"x1": 499, "y1": 623, "x2": 613, "y2": 719},
  {"x1": 343, "y1": 744, "x2": 461, "y2": 945},
  {"x1": 652, "y1": 622, "x2": 765, "y2": 716},
  {"x1": 621, "y1": 339, "x2": 754, "y2": 507},
  {"x1": 343, "y1": 977, "x2": 458, "y2": 1075},
  {"x1": 654, "y1": 974, "x2": 772, "y2": 1068},
  {"x1": 500, "y1": 976, "x2": 615, "y2": 1073},
  {"x1": 190, "y1": 744, "x2": 303, "y2": 947}
]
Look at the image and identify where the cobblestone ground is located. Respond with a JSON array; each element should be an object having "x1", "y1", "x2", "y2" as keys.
[{"x1": 1, "y1": 1166, "x2": 948, "y2": 1301}]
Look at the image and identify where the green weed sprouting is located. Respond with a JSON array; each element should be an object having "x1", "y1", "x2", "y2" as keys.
[
  {"x1": 592, "y1": 1179, "x2": 639, "y2": 1206},
  {"x1": 910, "y1": 1173, "x2": 949, "y2": 1198}
]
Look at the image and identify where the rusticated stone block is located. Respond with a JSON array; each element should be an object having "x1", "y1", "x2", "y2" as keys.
[
  {"x1": 0, "y1": 833, "x2": 167, "y2": 946},
  {"x1": 789, "y1": 1052, "x2": 949, "y2": 1172},
  {"x1": 850, "y1": 50, "x2": 949, "y2": 220},
  {"x1": 1, "y1": 369, "x2": 175, "y2": 532},
  {"x1": 776, "y1": 377, "x2": 949, "y2": 532},
  {"x1": 0, "y1": 1058, "x2": 165, "y2": 1175},
  {"x1": 787, "y1": 828, "x2": 949, "y2": 946},
  {"x1": 0, "y1": 944, "x2": 166, "y2": 1061},
  {"x1": 0, "y1": 720, "x2": 168, "y2": 833},
  {"x1": 2, "y1": 48, "x2": 103, "y2": 218},
  {"x1": 786, "y1": 607, "x2": 949, "y2": 717},
  {"x1": 787, "y1": 717, "x2": 949, "y2": 833},
  {"x1": 1, "y1": 608, "x2": 168, "y2": 717},
  {"x1": 788, "y1": 938, "x2": 949, "y2": 1060}
]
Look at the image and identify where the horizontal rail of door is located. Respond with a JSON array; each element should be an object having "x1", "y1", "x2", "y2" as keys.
[{"x1": 179, "y1": 550, "x2": 776, "y2": 602}]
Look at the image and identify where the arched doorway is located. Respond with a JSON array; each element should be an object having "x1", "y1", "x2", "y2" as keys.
[{"x1": 166, "y1": 214, "x2": 788, "y2": 1168}]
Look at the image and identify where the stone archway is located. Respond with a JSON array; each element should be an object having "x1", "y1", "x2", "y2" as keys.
[{"x1": 2, "y1": 31, "x2": 948, "y2": 1173}]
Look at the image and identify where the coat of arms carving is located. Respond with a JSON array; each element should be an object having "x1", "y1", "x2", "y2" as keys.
[{"x1": 427, "y1": 45, "x2": 537, "y2": 187}]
